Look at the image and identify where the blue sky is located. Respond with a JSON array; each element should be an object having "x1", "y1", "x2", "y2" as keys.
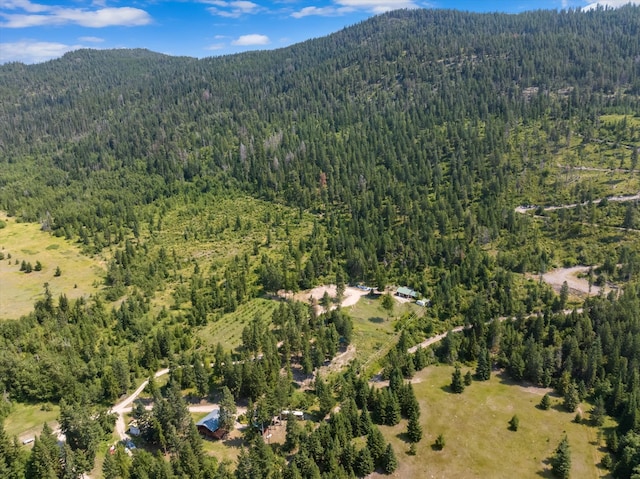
[{"x1": 0, "y1": 0, "x2": 636, "y2": 64}]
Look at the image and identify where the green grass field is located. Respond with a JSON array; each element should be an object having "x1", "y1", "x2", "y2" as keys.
[
  {"x1": 345, "y1": 295, "x2": 421, "y2": 372},
  {"x1": 192, "y1": 412, "x2": 243, "y2": 465},
  {"x1": 373, "y1": 365, "x2": 610, "y2": 479},
  {"x1": 198, "y1": 297, "x2": 280, "y2": 352},
  {"x1": 140, "y1": 193, "x2": 314, "y2": 290},
  {"x1": 3, "y1": 402, "x2": 60, "y2": 444},
  {"x1": 0, "y1": 213, "x2": 106, "y2": 320}
]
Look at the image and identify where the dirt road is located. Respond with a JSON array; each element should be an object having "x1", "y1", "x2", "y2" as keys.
[
  {"x1": 407, "y1": 326, "x2": 466, "y2": 354},
  {"x1": 539, "y1": 266, "x2": 602, "y2": 296},
  {"x1": 297, "y1": 284, "x2": 371, "y2": 315},
  {"x1": 515, "y1": 192, "x2": 640, "y2": 214},
  {"x1": 110, "y1": 368, "x2": 169, "y2": 440}
]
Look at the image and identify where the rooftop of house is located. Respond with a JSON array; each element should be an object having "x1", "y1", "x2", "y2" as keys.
[
  {"x1": 397, "y1": 286, "x2": 418, "y2": 297},
  {"x1": 196, "y1": 409, "x2": 220, "y2": 432}
]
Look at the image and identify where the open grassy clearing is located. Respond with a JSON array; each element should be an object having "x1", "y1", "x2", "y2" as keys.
[
  {"x1": 600, "y1": 114, "x2": 640, "y2": 129},
  {"x1": 3, "y1": 402, "x2": 60, "y2": 444},
  {"x1": 346, "y1": 295, "x2": 422, "y2": 371},
  {"x1": 0, "y1": 212, "x2": 106, "y2": 320},
  {"x1": 140, "y1": 193, "x2": 314, "y2": 284},
  {"x1": 373, "y1": 365, "x2": 610, "y2": 479},
  {"x1": 191, "y1": 412, "x2": 243, "y2": 464},
  {"x1": 198, "y1": 297, "x2": 280, "y2": 353},
  {"x1": 511, "y1": 117, "x2": 640, "y2": 209}
]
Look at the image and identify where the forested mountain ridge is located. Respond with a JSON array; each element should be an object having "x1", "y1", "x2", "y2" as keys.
[
  {"x1": 1, "y1": 7, "x2": 639, "y2": 290},
  {"x1": 2, "y1": 7, "x2": 640, "y2": 478}
]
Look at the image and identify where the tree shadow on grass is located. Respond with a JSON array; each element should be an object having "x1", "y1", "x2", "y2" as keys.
[
  {"x1": 222, "y1": 436, "x2": 244, "y2": 449},
  {"x1": 550, "y1": 402, "x2": 570, "y2": 414},
  {"x1": 535, "y1": 458, "x2": 554, "y2": 478},
  {"x1": 395, "y1": 432, "x2": 410, "y2": 443},
  {"x1": 440, "y1": 384, "x2": 456, "y2": 394},
  {"x1": 368, "y1": 316, "x2": 385, "y2": 324}
]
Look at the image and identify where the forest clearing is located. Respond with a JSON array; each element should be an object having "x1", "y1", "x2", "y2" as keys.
[
  {"x1": 372, "y1": 365, "x2": 609, "y2": 479},
  {"x1": 0, "y1": 213, "x2": 105, "y2": 319}
]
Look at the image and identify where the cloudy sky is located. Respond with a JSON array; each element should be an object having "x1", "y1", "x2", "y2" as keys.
[{"x1": 0, "y1": 0, "x2": 636, "y2": 64}]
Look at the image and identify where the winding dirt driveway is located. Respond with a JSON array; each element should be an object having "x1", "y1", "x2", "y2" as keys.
[
  {"x1": 110, "y1": 368, "x2": 170, "y2": 440},
  {"x1": 110, "y1": 367, "x2": 249, "y2": 441}
]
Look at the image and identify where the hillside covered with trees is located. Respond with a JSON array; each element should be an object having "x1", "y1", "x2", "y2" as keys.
[{"x1": 1, "y1": 5, "x2": 640, "y2": 478}]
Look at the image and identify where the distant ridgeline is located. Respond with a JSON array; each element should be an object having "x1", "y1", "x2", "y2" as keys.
[
  {"x1": 1, "y1": 7, "x2": 639, "y2": 292},
  {"x1": 1, "y1": 7, "x2": 640, "y2": 479}
]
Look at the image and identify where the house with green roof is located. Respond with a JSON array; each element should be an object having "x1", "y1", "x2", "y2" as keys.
[{"x1": 396, "y1": 286, "x2": 418, "y2": 299}]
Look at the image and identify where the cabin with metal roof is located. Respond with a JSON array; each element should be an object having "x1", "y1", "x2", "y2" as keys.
[
  {"x1": 196, "y1": 409, "x2": 227, "y2": 440},
  {"x1": 396, "y1": 286, "x2": 418, "y2": 299}
]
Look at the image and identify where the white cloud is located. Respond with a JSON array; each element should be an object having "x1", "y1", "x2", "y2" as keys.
[
  {"x1": 78, "y1": 36, "x2": 104, "y2": 43},
  {"x1": 0, "y1": 0, "x2": 48, "y2": 13},
  {"x1": 291, "y1": 0, "x2": 418, "y2": 17},
  {"x1": 0, "y1": 1, "x2": 152, "y2": 28},
  {"x1": 231, "y1": 33, "x2": 270, "y2": 45},
  {"x1": 0, "y1": 40, "x2": 83, "y2": 63},
  {"x1": 205, "y1": 43, "x2": 225, "y2": 50},
  {"x1": 291, "y1": 5, "x2": 350, "y2": 17},
  {"x1": 206, "y1": 0, "x2": 260, "y2": 17},
  {"x1": 583, "y1": 0, "x2": 640, "y2": 9}
]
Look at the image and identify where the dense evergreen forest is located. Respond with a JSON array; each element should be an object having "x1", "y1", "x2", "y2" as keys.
[{"x1": 1, "y1": 5, "x2": 640, "y2": 478}]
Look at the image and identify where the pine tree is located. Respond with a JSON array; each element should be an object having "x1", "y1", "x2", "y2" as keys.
[
  {"x1": 102, "y1": 450, "x2": 119, "y2": 479},
  {"x1": 451, "y1": 366, "x2": 465, "y2": 394},
  {"x1": 407, "y1": 415, "x2": 423, "y2": 443},
  {"x1": 475, "y1": 346, "x2": 491, "y2": 381},
  {"x1": 26, "y1": 424, "x2": 61, "y2": 479},
  {"x1": 590, "y1": 396, "x2": 606, "y2": 426},
  {"x1": 509, "y1": 414, "x2": 519, "y2": 431},
  {"x1": 0, "y1": 424, "x2": 25, "y2": 479},
  {"x1": 219, "y1": 386, "x2": 237, "y2": 432},
  {"x1": 381, "y1": 293, "x2": 394, "y2": 320},
  {"x1": 563, "y1": 382, "x2": 580, "y2": 413},
  {"x1": 193, "y1": 358, "x2": 209, "y2": 397},
  {"x1": 367, "y1": 426, "x2": 386, "y2": 466},
  {"x1": 355, "y1": 447, "x2": 374, "y2": 477},
  {"x1": 434, "y1": 433, "x2": 446, "y2": 451},
  {"x1": 400, "y1": 383, "x2": 419, "y2": 420},
  {"x1": 359, "y1": 407, "x2": 373, "y2": 436},
  {"x1": 539, "y1": 393, "x2": 551, "y2": 410},
  {"x1": 382, "y1": 443, "x2": 398, "y2": 474},
  {"x1": 385, "y1": 391, "x2": 401, "y2": 426},
  {"x1": 551, "y1": 435, "x2": 571, "y2": 479},
  {"x1": 464, "y1": 370, "x2": 473, "y2": 386},
  {"x1": 284, "y1": 415, "x2": 302, "y2": 452}
]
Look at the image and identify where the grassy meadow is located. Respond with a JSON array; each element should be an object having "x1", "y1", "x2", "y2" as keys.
[
  {"x1": 374, "y1": 365, "x2": 610, "y2": 479},
  {"x1": 138, "y1": 193, "x2": 314, "y2": 295},
  {"x1": 0, "y1": 212, "x2": 106, "y2": 319},
  {"x1": 2, "y1": 402, "x2": 60, "y2": 445},
  {"x1": 346, "y1": 295, "x2": 424, "y2": 373},
  {"x1": 198, "y1": 297, "x2": 280, "y2": 353}
]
